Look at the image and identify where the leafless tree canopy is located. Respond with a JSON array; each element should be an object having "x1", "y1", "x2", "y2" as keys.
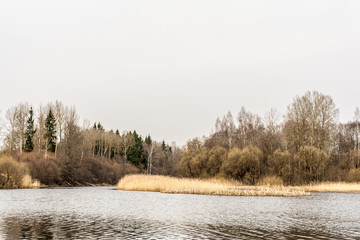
[{"x1": 0, "y1": 91, "x2": 359, "y2": 186}]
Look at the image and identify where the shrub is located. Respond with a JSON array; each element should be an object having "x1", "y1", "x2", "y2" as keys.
[
  {"x1": 259, "y1": 175, "x2": 283, "y2": 186},
  {"x1": 0, "y1": 156, "x2": 28, "y2": 189},
  {"x1": 268, "y1": 150, "x2": 292, "y2": 185},
  {"x1": 347, "y1": 168, "x2": 360, "y2": 182},
  {"x1": 221, "y1": 145, "x2": 262, "y2": 184},
  {"x1": 18, "y1": 152, "x2": 62, "y2": 186},
  {"x1": 296, "y1": 146, "x2": 329, "y2": 183}
]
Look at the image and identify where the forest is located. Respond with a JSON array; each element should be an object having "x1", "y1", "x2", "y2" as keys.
[{"x1": 0, "y1": 91, "x2": 359, "y2": 188}]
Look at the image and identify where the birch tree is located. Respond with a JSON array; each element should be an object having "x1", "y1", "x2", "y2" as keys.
[
  {"x1": 144, "y1": 135, "x2": 155, "y2": 174},
  {"x1": 237, "y1": 107, "x2": 264, "y2": 149}
]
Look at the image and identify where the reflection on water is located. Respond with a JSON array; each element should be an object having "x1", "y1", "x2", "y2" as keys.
[
  {"x1": 1, "y1": 214, "x2": 346, "y2": 240},
  {"x1": 1, "y1": 187, "x2": 360, "y2": 239}
]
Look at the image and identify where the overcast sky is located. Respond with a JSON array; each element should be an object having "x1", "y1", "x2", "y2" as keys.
[{"x1": 1, "y1": 1, "x2": 360, "y2": 146}]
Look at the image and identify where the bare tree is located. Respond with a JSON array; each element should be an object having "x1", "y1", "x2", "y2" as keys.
[
  {"x1": 3, "y1": 107, "x2": 16, "y2": 151},
  {"x1": 284, "y1": 91, "x2": 338, "y2": 153},
  {"x1": 14, "y1": 103, "x2": 30, "y2": 153},
  {"x1": 237, "y1": 107, "x2": 263, "y2": 148},
  {"x1": 120, "y1": 131, "x2": 135, "y2": 162},
  {"x1": 354, "y1": 107, "x2": 360, "y2": 151},
  {"x1": 263, "y1": 108, "x2": 283, "y2": 156},
  {"x1": 54, "y1": 101, "x2": 67, "y2": 157},
  {"x1": 60, "y1": 107, "x2": 83, "y2": 183},
  {"x1": 144, "y1": 136, "x2": 155, "y2": 174},
  {"x1": 34, "y1": 105, "x2": 46, "y2": 153},
  {"x1": 212, "y1": 111, "x2": 236, "y2": 149},
  {"x1": 3, "y1": 103, "x2": 29, "y2": 152},
  {"x1": 0, "y1": 111, "x2": 3, "y2": 149}
]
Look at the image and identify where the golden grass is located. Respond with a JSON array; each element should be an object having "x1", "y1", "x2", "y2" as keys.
[
  {"x1": 289, "y1": 182, "x2": 360, "y2": 193},
  {"x1": 117, "y1": 175, "x2": 309, "y2": 197},
  {"x1": 21, "y1": 174, "x2": 40, "y2": 189}
]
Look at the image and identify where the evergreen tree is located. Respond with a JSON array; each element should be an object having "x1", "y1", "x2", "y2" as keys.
[
  {"x1": 127, "y1": 131, "x2": 146, "y2": 168},
  {"x1": 145, "y1": 135, "x2": 152, "y2": 145},
  {"x1": 161, "y1": 140, "x2": 167, "y2": 152},
  {"x1": 24, "y1": 107, "x2": 36, "y2": 152},
  {"x1": 97, "y1": 122, "x2": 103, "y2": 130},
  {"x1": 115, "y1": 129, "x2": 120, "y2": 136},
  {"x1": 45, "y1": 109, "x2": 57, "y2": 152}
]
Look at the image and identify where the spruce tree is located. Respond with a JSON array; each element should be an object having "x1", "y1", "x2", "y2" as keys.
[
  {"x1": 127, "y1": 131, "x2": 146, "y2": 168},
  {"x1": 161, "y1": 140, "x2": 167, "y2": 152},
  {"x1": 145, "y1": 135, "x2": 152, "y2": 145},
  {"x1": 45, "y1": 109, "x2": 57, "y2": 152},
  {"x1": 24, "y1": 107, "x2": 36, "y2": 152}
]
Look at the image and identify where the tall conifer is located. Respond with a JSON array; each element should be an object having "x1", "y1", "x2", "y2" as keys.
[
  {"x1": 24, "y1": 107, "x2": 36, "y2": 152},
  {"x1": 45, "y1": 109, "x2": 57, "y2": 152},
  {"x1": 127, "y1": 131, "x2": 146, "y2": 168}
]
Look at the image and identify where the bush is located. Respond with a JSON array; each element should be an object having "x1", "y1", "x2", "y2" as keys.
[
  {"x1": 221, "y1": 145, "x2": 262, "y2": 184},
  {"x1": 258, "y1": 175, "x2": 283, "y2": 186},
  {"x1": 0, "y1": 156, "x2": 28, "y2": 189},
  {"x1": 206, "y1": 146, "x2": 227, "y2": 177},
  {"x1": 18, "y1": 152, "x2": 62, "y2": 186},
  {"x1": 15, "y1": 152, "x2": 139, "y2": 186},
  {"x1": 75, "y1": 157, "x2": 135, "y2": 185},
  {"x1": 268, "y1": 150, "x2": 292, "y2": 184},
  {"x1": 347, "y1": 168, "x2": 360, "y2": 182},
  {"x1": 296, "y1": 146, "x2": 329, "y2": 183}
]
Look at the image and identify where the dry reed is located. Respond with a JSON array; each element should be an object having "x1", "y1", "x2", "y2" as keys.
[
  {"x1": 289, "y1": 182, "x2": 360, "y2": 193},
  {"x1": 117, "y1": 175, "x2": 309, "y2": 197},
  {"x1": 21, "y1": 174, "x2": 40, "y2": 188}
]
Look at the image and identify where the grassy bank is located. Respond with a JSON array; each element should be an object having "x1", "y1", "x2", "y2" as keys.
[
  {"x1": 117, "y1": 175, "x2": 309, "y2": 197},
  {"x1": 289, "y1": 182, "x2": 360, "y2": 193}
]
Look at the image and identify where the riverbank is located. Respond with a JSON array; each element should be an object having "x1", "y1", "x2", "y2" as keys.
[
  {"x1": 290, "y1": 182, "x2": 360, "y2": 193},
  {"x1": 117, "y1": 175, "x2": 310, "y2": 197},
  {"x1": 39, "y1": 182, "x2": 113, "y2": 188}
]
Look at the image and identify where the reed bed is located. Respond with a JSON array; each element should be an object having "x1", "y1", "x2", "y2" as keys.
[
  {"x1": 21, "y1": 174, "x2": 41, "y2": 189},
  {"x1": 289, "y1": 182, "x2": 360, "y2": 193},
  {"x1": 117, "y1": 175, "x2": 309, "y2": 197}
]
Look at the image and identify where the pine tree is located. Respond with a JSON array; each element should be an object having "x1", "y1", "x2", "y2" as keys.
[
  {"x1": 45, "y1": 109, "x2": 57, "y2": 152},
  {"x1": 24, "y1": 107, "x2": 36, "y2": 152},
  {"x1": 115, "y1": 129, "x2": 120, "y2": 136},
  {"x1": 127, "y1": 131, "x2": 146, "y2": 168}
]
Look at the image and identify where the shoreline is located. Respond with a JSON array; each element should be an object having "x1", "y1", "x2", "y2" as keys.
[
  {"x1": 3, "y1": 176, "x2": 360, "y2": 194},
  {"x1": 0, "y1": 182, "x2": 115, "y2": 190}
]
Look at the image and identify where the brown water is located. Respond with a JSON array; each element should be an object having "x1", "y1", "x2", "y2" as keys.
[{"x1": 0, "y1": 187, "x2": 359, "y2": 239}]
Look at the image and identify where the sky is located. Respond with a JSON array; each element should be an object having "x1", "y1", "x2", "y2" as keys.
[{"x1": 1, "y1": 1, "x2": 360, "y2": 146}]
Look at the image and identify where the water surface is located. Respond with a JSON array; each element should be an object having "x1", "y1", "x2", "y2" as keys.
[{"x1": 1, "y1": 187, "x2": 359, "y2": 239}]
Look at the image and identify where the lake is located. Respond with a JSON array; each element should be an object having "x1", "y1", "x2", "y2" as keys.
[{"x1": 0, "y1": 187, "x2": 360, "y2": 239}]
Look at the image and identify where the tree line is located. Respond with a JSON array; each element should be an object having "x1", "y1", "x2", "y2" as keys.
[
  {"x1": 179, "y1": 91, "x2": 360, "y2": 185},
  {"x1": 1, "y1": 91, "x2": 359, "y2": 186},
  {"x1": 0, "y1": 101, "x2": 180, "y2": 186}
]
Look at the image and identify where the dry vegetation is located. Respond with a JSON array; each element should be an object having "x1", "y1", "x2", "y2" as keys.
[
  {"x1": 117, "y1": 174, "x2": 310, "y2": 197},
  {"x1": 289, "y1": 182, "x2": 360, "y2": 193},
  {"x1": 0, "y1": 156, "x2": 40, "y2": 189}
]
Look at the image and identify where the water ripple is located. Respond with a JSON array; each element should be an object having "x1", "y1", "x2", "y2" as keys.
[{"x1": 1, "y1": 187, "x2": 360, "y2": 239}]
